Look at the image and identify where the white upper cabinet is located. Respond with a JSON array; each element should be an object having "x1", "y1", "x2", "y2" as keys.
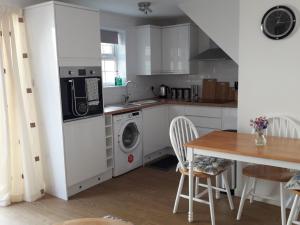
[
  {"x1": 136, "y1": 23, "x2": 198, "y2": 75},
  {"x1": 54, "y1": 3, "x2": 101, "y2": 66},
  {"x1": 136, "y1": 25, "x2": 162, "y2": 75},
  {"x1": 162, "y1": 24, "x2": 198, "y2": 75}
]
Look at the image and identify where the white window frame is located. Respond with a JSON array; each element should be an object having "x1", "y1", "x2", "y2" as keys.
[
  {"x1": 101, "y1": 29, "x2": 127, "y2": 88},
  {"x1": 101, "y1": 43, "x2": 119, "y2": 87}
]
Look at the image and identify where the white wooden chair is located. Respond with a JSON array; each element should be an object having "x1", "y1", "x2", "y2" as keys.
[
  {"x1": 285, "y1": 173, "x2": 300, "y2": 225},
  {"x1": 236, "y1": 115, "x2": 300, "y2": 225},
  {"x1": 287, "y1": 191, "x2": 300, "y2": 225},
  {"x1": 170, "y1": 116, "x2": 234, "y2": 225}
]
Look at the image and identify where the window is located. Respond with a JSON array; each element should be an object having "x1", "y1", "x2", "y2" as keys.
[{"x1": 101, "y1": 30, "x2": 126, "y2": 87}]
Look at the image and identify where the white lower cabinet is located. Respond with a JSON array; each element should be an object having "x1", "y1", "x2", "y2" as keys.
[
  {"x1": 142, "y1": 105, "x2": 169, "y2": 157},
  {"x1": 63, "y1": 116, "x2": 107, "y2": 190},
  {"x1": 222, "y1": 108, "x2": 238, "y2": 130},
  {"x1": 142, "y1": 105, "x2": 237, "y2": 162}
]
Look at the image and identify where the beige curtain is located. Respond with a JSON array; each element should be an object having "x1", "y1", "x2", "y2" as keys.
[{"x1": 0, "y1": 6, "x2": 45, "y2": 206}]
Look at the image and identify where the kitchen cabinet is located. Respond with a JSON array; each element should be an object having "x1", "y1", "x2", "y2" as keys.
[
  {"x1": 169, "y1": 105, "x2": 237, "y2": 138},
  {"x1": 25, "y1": 1, "x2": 109, "y2": 200},
  {"x1": 222, "y1": 108, "x2": 238, "y2": 130},
  {"x1": 63, "y1": 117, "x2": 107, "y2": 188},
  {"x1": 54, "y1": 3, "x2": 101, "y2": 66},
  {"x1": 136, "y1": 23, "x2": 198, "y2": 75},
  {"x1": 142, "y1": 105, "x2": 169, "y2": 157},
  {"x1": 168, "y1": 105, "x2": 185, "y2": 124},
  {"x1": 136, "y1": 25, "x2": 162, "y2": 75},
  {"x1": 162, "y1": 24, "x2": 198, "y2": 74}
]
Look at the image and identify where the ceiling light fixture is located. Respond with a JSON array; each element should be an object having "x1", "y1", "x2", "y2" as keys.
[{"x1": 138, "y1": 2, "x2": 152, "y2": 15}]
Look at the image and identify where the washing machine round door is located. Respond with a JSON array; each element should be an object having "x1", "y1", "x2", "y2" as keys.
[{"x1": 119, "y1": 121, "x2": 140, "y2": 153}]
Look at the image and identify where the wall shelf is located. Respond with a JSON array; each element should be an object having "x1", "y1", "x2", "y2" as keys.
[{"x1": 105, "y1": 115, "x2": 114, "y2": 170}]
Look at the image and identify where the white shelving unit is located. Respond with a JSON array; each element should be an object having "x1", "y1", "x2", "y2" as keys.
[{"x1": 105, "y1": 115, "x2": 114, "y2": 169}]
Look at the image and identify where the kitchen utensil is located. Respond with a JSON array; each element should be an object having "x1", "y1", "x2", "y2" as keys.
[
  {"x1": 202, "y1": 79, "x2": 217, "y2": 101},
  {"x1": 191, "y1": 85, "x2": 199, "y2": 102},
  {"x1": 215, "y1": 82, "x2": 229, "y2": 101}
]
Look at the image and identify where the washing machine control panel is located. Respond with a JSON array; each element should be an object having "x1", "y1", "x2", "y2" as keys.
[{"x1": 127, "y1": 111, "x2": 140, "y2": 119}]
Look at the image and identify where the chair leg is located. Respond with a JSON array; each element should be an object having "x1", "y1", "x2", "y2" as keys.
[
  {"x1": 222, "y1": 173, "x2": 234, "y2": 210},
  {"x1": 173, "y1": 174, "x2": 185, "y2": 214},
  {"x1": 280, "y1": 182, "x2": 286, "y2": 225},
  {"x1": 237, "y1": 177, "x2": 250, "y2": 220},
  {"x1": 293, "y1": 198, "x2": 300, "y2": 221},
  {"x1": 207, "y1": 177, "x2": 216, "y2": 225},
  {"x1": 195, "y1": 177, "x2": 199, "y2": 197},
  {"x1": 215, "y1": 175, "x2": 220, "y2": 199},
  {"x1": 287, "y1": 195, "x2": 299, "y2": 225},
  {"x1": 249, "y1": 178, "x2": 256, "y2": 204}
]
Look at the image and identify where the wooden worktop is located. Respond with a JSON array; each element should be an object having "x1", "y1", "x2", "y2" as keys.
[
  {"x1": 104, "y1": 99, "x2": 237, "y2": 115},
  {"x1": 185, "y1": 131, "x2": 300, "y2": 164}
]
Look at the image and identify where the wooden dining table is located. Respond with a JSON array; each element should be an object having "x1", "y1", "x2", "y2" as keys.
[{"x1": 185, "y1": 131, "x2": 300, "y2": 222}]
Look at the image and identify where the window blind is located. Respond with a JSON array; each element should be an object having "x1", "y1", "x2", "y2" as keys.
[{"x1": 101, "y1": 30, "x2": 119, "y2": 44}]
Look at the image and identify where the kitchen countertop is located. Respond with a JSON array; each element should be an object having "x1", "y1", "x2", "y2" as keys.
[{"x1": 104, "y1": 98, "x2": 237, "y2": 115}]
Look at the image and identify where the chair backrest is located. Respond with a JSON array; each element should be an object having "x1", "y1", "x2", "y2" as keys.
[
  {"x1": 256, "y1": 115, "x2": 300, "y2": 139},
  {"x1": 169, "y1": 116, "x2": 199, "y2": 170}
]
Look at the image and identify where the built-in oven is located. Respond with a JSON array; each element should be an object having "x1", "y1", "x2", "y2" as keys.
[{"x1": 60, "y1": 66, "x2": 103, "y2": 122}]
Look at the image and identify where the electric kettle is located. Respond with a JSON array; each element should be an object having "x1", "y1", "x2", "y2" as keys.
[{"x1": 159, "y1": 84, "x2": 169, "y2": 98}]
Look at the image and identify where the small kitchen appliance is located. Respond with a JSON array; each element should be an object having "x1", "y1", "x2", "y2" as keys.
[
  {"x1": 60, "y1": 66, "x2": 103, "y2": 121},
  {"x1": 159, "y1": 84, "x2": 170, "y2": 98}
]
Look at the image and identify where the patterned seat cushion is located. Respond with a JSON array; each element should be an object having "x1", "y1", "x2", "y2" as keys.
[
  {"x1": 285, "y1": 173, "x2": 300, "y2": 190},
  {"x1": 183, "y1": 156, "x2": 233, "y2": 176}
]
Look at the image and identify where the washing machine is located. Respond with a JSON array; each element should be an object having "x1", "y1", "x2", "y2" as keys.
[{"x1": 113, "y1": 111, "x2": 143, "y2": 177}]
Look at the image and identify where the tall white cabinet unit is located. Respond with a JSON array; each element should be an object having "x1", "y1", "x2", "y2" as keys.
[
  {"x1": 136, "y1": 25, "x2": 162, "y2": 75},
  {"x1": 25, "y1": 2, "x2": 110, "y2": 200}
]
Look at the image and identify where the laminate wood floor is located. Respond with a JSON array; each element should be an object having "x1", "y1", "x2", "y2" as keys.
[{"x1": 0, "y1": 167, "x2": 284, "y2": 225}]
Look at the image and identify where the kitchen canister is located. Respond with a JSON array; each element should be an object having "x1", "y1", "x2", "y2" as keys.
[{"x1": 176, "y1": 88, "x2": 183, "y2": 100}]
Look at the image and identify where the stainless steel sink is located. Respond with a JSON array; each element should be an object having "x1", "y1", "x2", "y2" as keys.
[
  {"x1": 131, "y1": 100, "x2": 159, "y2": 106},
  {"x1": 105, "y1": 103, "x2": 138, "y2": 110}
]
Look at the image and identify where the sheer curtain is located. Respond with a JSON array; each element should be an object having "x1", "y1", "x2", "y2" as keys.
[{"x1": 0, "y1": 6, "x2": 45, "y2": 206}]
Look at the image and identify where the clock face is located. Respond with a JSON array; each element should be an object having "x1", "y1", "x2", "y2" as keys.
[{"x1": 261, "y1": 6, "x2": 296, "y2": 40}]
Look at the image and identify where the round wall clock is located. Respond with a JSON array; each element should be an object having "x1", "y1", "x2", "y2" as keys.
[{"x1": 261, "y1": 5, "x2": 296, "y2": 40}]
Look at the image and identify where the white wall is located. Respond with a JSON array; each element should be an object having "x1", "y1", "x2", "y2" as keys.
[
  {"x1": 179, "y1": 0, "x2": 239, "y2": 63},
  {"x1": 238, "y1": 0, "x2": 300, "y2": 205},
  {"x1": 100, "y1": 11, "x2": 157, "y2": 105}
]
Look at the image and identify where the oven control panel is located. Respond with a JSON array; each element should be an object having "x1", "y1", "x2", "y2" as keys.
[{"x1": 60, "y1": 66, "x2": 102, "y2": 78}]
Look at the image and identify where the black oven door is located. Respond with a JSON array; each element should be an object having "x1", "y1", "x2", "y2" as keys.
[{"x1": 60, "y1": 77, "x2": 103, "y2": 121}]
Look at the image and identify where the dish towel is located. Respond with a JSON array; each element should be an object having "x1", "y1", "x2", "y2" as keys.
[{"x1": 86, "y1": 78, "x2": 100, "y2": 106}]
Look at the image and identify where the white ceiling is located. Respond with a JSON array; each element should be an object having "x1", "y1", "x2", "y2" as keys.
[
  {"x1": 17, "y1": 0, "x2": 186, "y2": 18},
  {"x1": 67, "y1": 0, "x2": 186, "y2": 18}
]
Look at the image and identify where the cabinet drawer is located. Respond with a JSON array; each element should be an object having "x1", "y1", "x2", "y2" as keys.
[
  {"x1": 187, "y1": 116, "x2": 222, "y2": 129},
  {"x1": 185, "y1": 106, "x2": 222, "y2": 118}
]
